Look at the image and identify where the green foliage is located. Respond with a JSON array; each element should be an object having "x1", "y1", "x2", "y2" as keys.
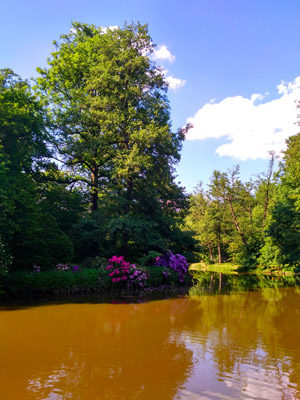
[
  {"x1": 138, "y1": 251, "x2": 162, "y2": 266},
  {"x1": 83, "y1": 256, "x2": 108, "y2": 270},
  {"x1": 144, "y1": 266, "x2": 183, "y2": 287},
  {"x1": 265, "y1": 134, "x2": 300, "y2": 268},
  {"x1": 0, "y1": 69, "x2": 85, "y2": 270},
  {"x1": 257, "y1": 237, "x2": 283, "y2": 270},
  {"x1": 2, "y1": 269, "x2": 108, "y2": 298},
  {"x1": 186, "y1": 157, "x2": 277, "y2": 270},
  {"x1": 267, "y1": 194, "x2": 300, "y2": 267},
  {"x1": 0, "y1": 236, "x2": 12, "y2": 275},
  {"x1": 190, "y1": 262, "x2": 239, "y2": 274}
]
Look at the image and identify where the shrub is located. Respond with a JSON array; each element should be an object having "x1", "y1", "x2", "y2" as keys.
[
  {"x1": 55, "y1": 263, "x2": 69, "y2": 271},
  {"x1": 32, "y1": 264, "x2": 41, "y2": 273},
  {"x1": 2, "y1": 269, "x2": 107, "y2": 298},
  {"x1": 106, "y1": 256, "x2": 148, "y2": 289},
  {"x1": 154, "y1": 251, "x2": 190, "y2": 283},
  {"x1": 144, "y1": 265, "x2": 179, "y2": 287}
]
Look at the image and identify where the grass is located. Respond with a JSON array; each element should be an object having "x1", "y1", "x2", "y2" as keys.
[{"x1": 189, "y1": 262, "x2": 240, "y2": 274}]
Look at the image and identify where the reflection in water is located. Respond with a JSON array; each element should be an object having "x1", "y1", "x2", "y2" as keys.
[
  {"x1": 0, "y1": 275, "x2": 300, "y2": 399},
  {"x1": 0, "y1": 300, "x2": 193, "y2": 400},
  {"x1": 181, "y1": 287, "x2": 300, "y2": 399},
  {"x1": 190, "y1": 270, "x2": 300, "y2": 296}
]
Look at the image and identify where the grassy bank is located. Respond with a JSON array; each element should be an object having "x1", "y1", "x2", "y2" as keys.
[
  {"x1": 0, "y1": 267, "x2": 191, "y2": 300},
  {"x1": 190, "y1": 262, "x2": 299, "y2": 276},
  {"x1": 190, "y1": 262, "x2": 239, "y2": 274}
]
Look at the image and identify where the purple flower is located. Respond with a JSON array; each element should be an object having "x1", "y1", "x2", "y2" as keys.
[{"x1": 154, "y1": 251, "x2": 189, "y2": 283}]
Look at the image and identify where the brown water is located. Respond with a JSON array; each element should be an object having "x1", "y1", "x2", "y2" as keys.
[{"x1": 1, "y1": 286, "x2": 300, "y2": 399}]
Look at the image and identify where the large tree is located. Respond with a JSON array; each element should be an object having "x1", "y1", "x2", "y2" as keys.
[{"x1": 37, "y1": 22, "x2": 189, "y2": 258}]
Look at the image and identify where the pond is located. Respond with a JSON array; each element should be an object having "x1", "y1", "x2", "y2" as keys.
[{"x1": 1, "y1": 273, "x2": 300, "y2": 399}]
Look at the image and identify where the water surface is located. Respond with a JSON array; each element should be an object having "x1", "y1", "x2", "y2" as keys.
[{"x1": 1, "y1": 275, "x2": 300, "y2": 399}]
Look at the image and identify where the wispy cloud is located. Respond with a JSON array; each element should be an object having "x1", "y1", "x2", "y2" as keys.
[
  {"x1": 153, "y1": 45, "x2": 175, "y2": 63},
  {"x1": 186, "y1": 77, "x2": 300, "y2": 160}
]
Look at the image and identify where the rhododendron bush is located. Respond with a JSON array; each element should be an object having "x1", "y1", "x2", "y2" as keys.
[
  {"x1": 107, "y1": 256, "x2": 148, "y2": 289},
  {"x1": 154, "y1": 251, "x2": 189, "y2": 283}
]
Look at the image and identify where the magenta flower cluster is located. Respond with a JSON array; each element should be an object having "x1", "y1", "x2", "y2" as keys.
[
  {"x1": 107, "y1": 256, "x2": 148, "y2": 289},
  {"x1": 154, "y1": 251, "x2": 189, "y2": 283}
]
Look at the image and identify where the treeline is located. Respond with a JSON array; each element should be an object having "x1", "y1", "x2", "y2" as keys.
[
  {"x1": 1, "y1": 21, "x2": 300, "y2": 275},
  {"x1": 186, "y1": 134, "x2": 300, "y2": 271},
  {"x1": 0, "y1": 22, "x2": 196, "y2": 273}
]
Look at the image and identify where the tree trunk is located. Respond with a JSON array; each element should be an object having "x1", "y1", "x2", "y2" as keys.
[
  {"x1": 208, "y1": 245, "x2": 214, "y2": 262},
  {"x1": 218, "y1": 242, "x2": 222, "y2": 263},
  {"x1": 219, "y1": 272, "x2": 222, "y2": 293}
]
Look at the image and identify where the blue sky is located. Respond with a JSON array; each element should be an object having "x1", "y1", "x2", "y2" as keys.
[{"x1": 1, "y1": 0, "x2": 300, "y2": 192}]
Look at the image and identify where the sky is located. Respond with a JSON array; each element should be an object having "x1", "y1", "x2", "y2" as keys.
[{"x1": 1, "y1": 0, "x2": 300, "y2": 192}]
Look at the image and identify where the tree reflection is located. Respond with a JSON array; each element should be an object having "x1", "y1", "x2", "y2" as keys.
[
  {"x1": 184, "y1": 281, "x2": 300, "y2": 398},
  {"x1": 0, "y1": 300, "x2": 194, "y2": 400}
]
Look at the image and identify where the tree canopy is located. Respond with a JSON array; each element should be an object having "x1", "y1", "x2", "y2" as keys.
[{"x1": 35, "y1": 22, "x2": 192, "y2": 261}]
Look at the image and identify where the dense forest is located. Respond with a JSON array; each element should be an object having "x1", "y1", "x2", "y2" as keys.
[{"x1": 1, "y1": 22, "x2": 300, "y2": 274}]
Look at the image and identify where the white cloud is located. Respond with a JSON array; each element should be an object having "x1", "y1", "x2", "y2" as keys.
[
  {"x1": 166, "y1": 76, "x2": 186, "y2": 90},
  {"x1": 162, "y1": 68, "x2": 186, "y2": 91},
  {"x1": 186, "y1": 77, "x2": 300, "y2": 160},
  {"x1": 153, "y1": 45, "x2": 175, "y2": 63}
]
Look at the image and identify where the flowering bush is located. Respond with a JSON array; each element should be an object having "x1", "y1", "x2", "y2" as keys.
[
  {"x1": 154, "y1": 251, "x2": 189, "y2": 283},
  {"x1": 55, "y1": 263, "x2": 69, "y2": 271},
  {"x1": 31, "y1": 263, "x2": 41, "y2": 273},
  {"x1": 106, "y1": 256, "x2": 148, "y2": 289}
]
